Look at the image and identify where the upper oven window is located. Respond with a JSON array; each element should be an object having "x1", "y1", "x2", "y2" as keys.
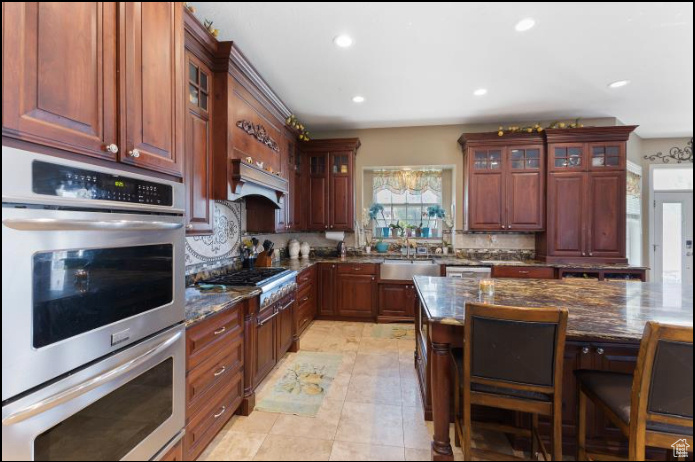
[{"x1": 32, "y1": 244, "x2": 174, "y2": 348}]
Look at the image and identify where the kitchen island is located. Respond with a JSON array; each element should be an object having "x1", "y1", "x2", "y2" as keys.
[{"x1": 412, "y1": 276, "x2": 693, "y2": 461}]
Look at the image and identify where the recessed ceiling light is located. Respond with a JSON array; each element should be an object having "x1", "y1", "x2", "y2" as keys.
[
  {"x1": 352, "y1": 95, "x2": 365, "y2": 103},
  {"x1": 473, "y1": 88, "x2": 488, "y2": 96},
  {"x1": 608, "y1": 79, "x2": 631, "y2": 88},
  {"x1": 515, "y1": 18, "x2": 536, "y2": 32},
  {"x1": 333, "y1": 35, "x2": 353, "y2": 48}
]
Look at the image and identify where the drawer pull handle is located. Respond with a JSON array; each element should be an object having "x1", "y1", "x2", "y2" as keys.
[
  {"x1": 518, "y1": 271, "x2": 529, "y2": 274},
  {"x1": 213, "y1": 366, "x2": 227, "y2": 377},
  {"x1": 582, "y1": 346, "x2": 590, "y2": 354},
  {"x1": 213, "y1": 406, "x2": 226, "y2": 419},
  {"x1": 213, "y1": 327, "x2": 226, "y2": 336},
  {"x1": 302, "y1": 296, "x2": 310, "y2": 302},
  {"x1": 596, "y1": 347, "x2": 604, "y2": 355}
]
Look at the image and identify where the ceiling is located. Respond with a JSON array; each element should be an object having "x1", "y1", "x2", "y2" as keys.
[{"x1": 191, "y1": 2, "x2": 693, "y2": 138}]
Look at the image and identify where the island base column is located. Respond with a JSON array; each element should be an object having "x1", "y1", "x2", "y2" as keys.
[{"x1": 431, "y1": 330, "x2": 454, "y2": 461}]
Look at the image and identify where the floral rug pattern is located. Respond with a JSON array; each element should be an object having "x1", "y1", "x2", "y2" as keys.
[
  {"x1": 255, "y1": 351, "x2": 342, "y2": 416},
  {"x1": 369, "y1": 323, "x2": 415, "y2": 340}
]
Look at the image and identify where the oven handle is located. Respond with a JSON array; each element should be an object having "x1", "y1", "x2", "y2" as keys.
[
  {"x1": 2, "y1": 329, "x2": 182, "y2": 426},
  {"x1": 2, "y1": 218, "x2": 183, "y2": 232}
]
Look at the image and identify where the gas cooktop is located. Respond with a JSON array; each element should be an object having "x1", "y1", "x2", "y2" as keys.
[{"x1": 202, "y1": 268, "x2": 288, "y2": 286}]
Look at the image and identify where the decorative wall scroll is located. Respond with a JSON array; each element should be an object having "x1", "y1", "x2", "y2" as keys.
[
  {"x1": 643, "y1": 138, "x2": 693, "y2": 163},
  {"x1": 236, "y1": 120, "x2": 280, "y2": 152}
]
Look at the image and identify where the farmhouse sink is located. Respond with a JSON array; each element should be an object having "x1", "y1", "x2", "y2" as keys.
[{"x1": 380, "y1": 259, "x2": 440, "y2": 281}]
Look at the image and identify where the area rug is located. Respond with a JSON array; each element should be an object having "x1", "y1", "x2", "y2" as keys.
[
  {"x1": 369, "y1": 323, "x2": 415, "y2": 340},
  {"x1": 254, "y1": 351, "x2": 343, "y2": 417}
]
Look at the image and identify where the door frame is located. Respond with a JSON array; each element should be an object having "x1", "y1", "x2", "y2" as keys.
[{"x1": 648, "y1": 163, "x2": 694, "y2": 282}]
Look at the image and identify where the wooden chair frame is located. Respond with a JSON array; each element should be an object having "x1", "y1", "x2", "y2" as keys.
[
  {"x1": 453, "y1": 302, "x2": 568, "y2": 461},
  {"x1": 577, "y1": 321, "x2": 693, "y2": 461}
]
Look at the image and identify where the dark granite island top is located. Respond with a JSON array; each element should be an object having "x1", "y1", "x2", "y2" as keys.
[{"x1": 413, "y1": 276, "x2": 693, "y2": 342}]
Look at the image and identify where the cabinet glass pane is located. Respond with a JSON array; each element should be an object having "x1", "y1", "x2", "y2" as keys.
[
  {"x1": 527, "y1": 149, "x2": 540, "y2": 159},
  {"x1": 606, "y1": 156, "x2": 619, "y2": 166},
  {"x1": 188, "y1": 85, "x2": 199, "y2": 105},
  {"x1": 512, "y1": 160, "x2": 524, "y2": 169},
  {"x1": 511, "y1": 150, "x2": 523, "y2": 160},
  {"x1": 188, "y1": 63, "x2": 198, "y2": 84},
  {"x1": 526, "y1": 158, "x2": 540, "y2": 169},
  {"x1": 606, "y1": 146, "x2": 620, "y2": 156},
  {"x1": 554, "y1": 147, "x2": 567, "y2": 158},
  {"x1": 200, "y1": 72, "x2": 208, "y2": 91},
  {"x1": 199, "y1": 92, "x2": 208, "y2": 111},
  {"x1": 489, "y1": 151, "x2": 501, "y2": 169}
]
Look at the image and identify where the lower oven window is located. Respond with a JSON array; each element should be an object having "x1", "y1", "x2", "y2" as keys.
[
  {"x1": 34, "y1": 358, "x2": 173, "y2": 461},
  {"x1": 32, "y1": 244, "x2": 174, "y2": 348}
]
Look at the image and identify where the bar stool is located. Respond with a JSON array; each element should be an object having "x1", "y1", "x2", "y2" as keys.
[
  {"x1": 452, "y1": 302, "x2": 568, "y2": 461},
  {"x1": 575, "y1": 321, "x2": 693, "y2": 461}
]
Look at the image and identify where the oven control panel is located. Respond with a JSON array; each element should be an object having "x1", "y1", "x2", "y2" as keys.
[{"x1": 31, "y1": 160, "x2": 173, "y2": 206}]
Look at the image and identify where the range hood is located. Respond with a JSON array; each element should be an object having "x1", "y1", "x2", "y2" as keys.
[{"x1": 228, "y1": 159, "x2": 288, "y2": 208}]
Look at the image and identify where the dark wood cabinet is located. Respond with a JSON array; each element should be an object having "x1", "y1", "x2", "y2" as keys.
[
  {"x1": 302, "y1": 139, "x2": 360, "y2": 232},
  {"x1": 183, "y1": 52, "x2": 214, "y2": 234},
  {"x1": 2, "y1": 2, "x2": 185, "y2": 178},
  {"x1": 538, "y1": 126, "x2": 636, "y2": 264},
  {"x1": 120, "y1": 2, "x2": 184, "y2": 177},
  {"x1": 289, "y1": 144, "x2": 305, "y2": 230},
  {"x1": 295, "y1": 266, "x2": 317, "y2": 337},
  {"x1": 184, "y1": 302, "x2": 244, "y2": 461},
  {"x1": 459, "y1": 133, "x2": 545, "y2": 232},
  {"x1": 378, "y1": 282, "x2": 418, "y2": 322},
  {"x1": 2, "y1": 2, "x2": 119, "y2": 161},
  {"x1": 491, "y1": 266, "x2": 556, "y2": 279},
  {"x1": 318, "y1": 263, "x2": 337, "y2": 316},
  {"x1": 254, "y1": 307, "x2": 277, "y2": 387},
  {"x1": 276, "y1": 300, "x2": 295, "y2": 358},
  {"x1": 336, "y1": 274, "x2": 377, "y2": 319}
]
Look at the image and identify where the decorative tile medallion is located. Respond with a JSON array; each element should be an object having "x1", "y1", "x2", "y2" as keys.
[{"x1": 185, "y1": 201, "x2": 242, "y2": 269}]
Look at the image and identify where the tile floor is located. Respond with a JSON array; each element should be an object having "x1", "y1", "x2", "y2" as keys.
[{"x1": 198, "y1": 320, "x2": 524, "y2": 461}]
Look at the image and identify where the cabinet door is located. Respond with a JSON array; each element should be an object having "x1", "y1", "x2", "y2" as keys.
[
  {"x1": 506, "y1": 146, "x2": 544, "y2": 230},
  {"x1": 318, "y1": 264, "x2": 336, "y2": 316},
  {"x1": 337, "y1": 274, "x2": 376, "y2": 319},
  {"x1": 121, "y1": 2, "x2": 184, "y2": 176},
  {"x1": 330, "y1": 151, "x2": 353, "y2": 230},
  {"x1": 587, "y1": 172, "x2": 626, "y2": 259},
  {"x1": 184, "y1": 54, "x2": 213, "y2": 234},
  {"x1": 254, "y1": 312, "x2": 277, "y2": 385},
  {"x1": 547, "y1": 172, "x2": 587, "y2": 258},
  {"x1": 2, "y1": 2, "x2": 118, "y2": 161},
  {"x1": 378, "y1": 284, "x2": 410, "y2": 319},
  {"x1": 308, "y1": 154, "x2": 330, "y2": 231},
  {"x1": 468, "y1": 148, "x2": 505, "y2": 231}
]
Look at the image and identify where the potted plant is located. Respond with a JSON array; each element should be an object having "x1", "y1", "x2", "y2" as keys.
[
  {"x1": 374, "y1": 239, "x2": 389, "y2": 253},
  {"x1": 425, "y1": 205, "x2": 446, "y2": 238},
  {"x1": 389, "y1": 221, "x2": 403, "y2": 238},
  {"x1": 405, "y1": 224, "x2": 416, "y2": 237},
  {"x1": 420, "y1": 212, "x2": 430, "y2": 238},
  {"x1": 369, "y1": 203, "x2": 389, "y2": 238}
]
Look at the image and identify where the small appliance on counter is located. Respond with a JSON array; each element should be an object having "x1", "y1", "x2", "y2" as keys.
[{"x1": 337, "y1": 240, "x2": 347, "y2": 259}]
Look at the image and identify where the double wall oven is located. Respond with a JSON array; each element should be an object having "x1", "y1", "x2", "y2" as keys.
[{"x1": 2, "y1": 147, "x2": 186, "y2": 460}]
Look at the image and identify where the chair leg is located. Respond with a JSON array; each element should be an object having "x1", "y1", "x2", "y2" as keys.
[
  {"x1": 552, "y1": 398, "x2": 563, "y2": 461},
  {"x1": 577, "y1": 388, "x2": 587, "y2": 461},
  {"x1": 531, "y1": 413, "x2": 539, "y2": 459}
]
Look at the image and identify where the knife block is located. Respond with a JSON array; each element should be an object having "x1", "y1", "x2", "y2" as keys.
[{"x1": 255, "y1": 251, "x2": 273, "y2": 267}]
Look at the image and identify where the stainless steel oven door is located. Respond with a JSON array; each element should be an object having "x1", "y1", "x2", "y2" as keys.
[
  {"x1": 2, "y1": 324, "x2": 185, "y2": 461},
  {"x1": 2, "y1": 206, "x2": 185, "y2": 401}
]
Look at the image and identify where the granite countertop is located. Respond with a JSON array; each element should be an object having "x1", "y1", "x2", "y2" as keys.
[
  {"x1": 184, "y1": 286, "x2": 261, "y2": 326},
  {"x1": 269, "y1": 256, "x2": 648, "y2": 272},
  {"x1": 413, "y1": 276, "x2": 693, "y2": 342}
]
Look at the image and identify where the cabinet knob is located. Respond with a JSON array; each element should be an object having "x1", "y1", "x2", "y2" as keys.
[
  {"x1": 128, "y1": 148, "x2": 141, "y2": 158},
  {"x1": 582, "y1": 346, "x2": 590, "y2": 354},
  {"x1": 582, "y1": 252, "x2": 586, "y2": 257},
  {"x1": 500, "y1": 225, "x2": 505, "y2": 229},
  {"x1": 105, "y1": 143, "x2": 119, "y2": 154},
  {"x1": 596, "y1": 347, "x2": 604, "y2": 355},
  {"x1": 185, "y1": 224, "x2": 193, "y2": 230},
  {"x1": 589, "y1": 252, "x2": 593, "y2": 257}
]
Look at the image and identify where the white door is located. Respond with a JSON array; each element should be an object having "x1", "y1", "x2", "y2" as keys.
[{"x1": 653, "y1": 192, "x2": 693, "y2": 284}]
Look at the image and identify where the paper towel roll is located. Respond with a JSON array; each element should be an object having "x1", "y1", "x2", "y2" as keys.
[{"x1": 325, "y1": 231, "x2": 345, "y2": 241}]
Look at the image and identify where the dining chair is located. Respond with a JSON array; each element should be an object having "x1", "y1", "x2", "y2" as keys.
[
  {"x1": 576, "y1": 321, "x2": 693, "y2": 461},
  {"x1": 452, "y1": 302, "x2": 568, "y2": 460}
]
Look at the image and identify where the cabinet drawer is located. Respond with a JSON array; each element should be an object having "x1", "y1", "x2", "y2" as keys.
[
  {"x1": 297, "y1": 266, "x2": 316, "y2": 289},
  {"x1": 184, "y1": 370, "x2": 243, "y2": 461},
  {"x1": 186, "y1": 303, "x2": 243, "y2": 371},
  {"x1": 491, "y1": 266, "x2": 556, "y2": 279},
  {"x1": 296, "y1": 302, "x2": 314, "y2": 335},
  {"x1": 297, "y1": 283, "x2": 313, "y2": 306},
  {"x1": 337, "y1": 263, "x2": 378, "y2": 275},
  {"x1": 186, "y1": 333, "x2": 243, "y2": 416}
]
